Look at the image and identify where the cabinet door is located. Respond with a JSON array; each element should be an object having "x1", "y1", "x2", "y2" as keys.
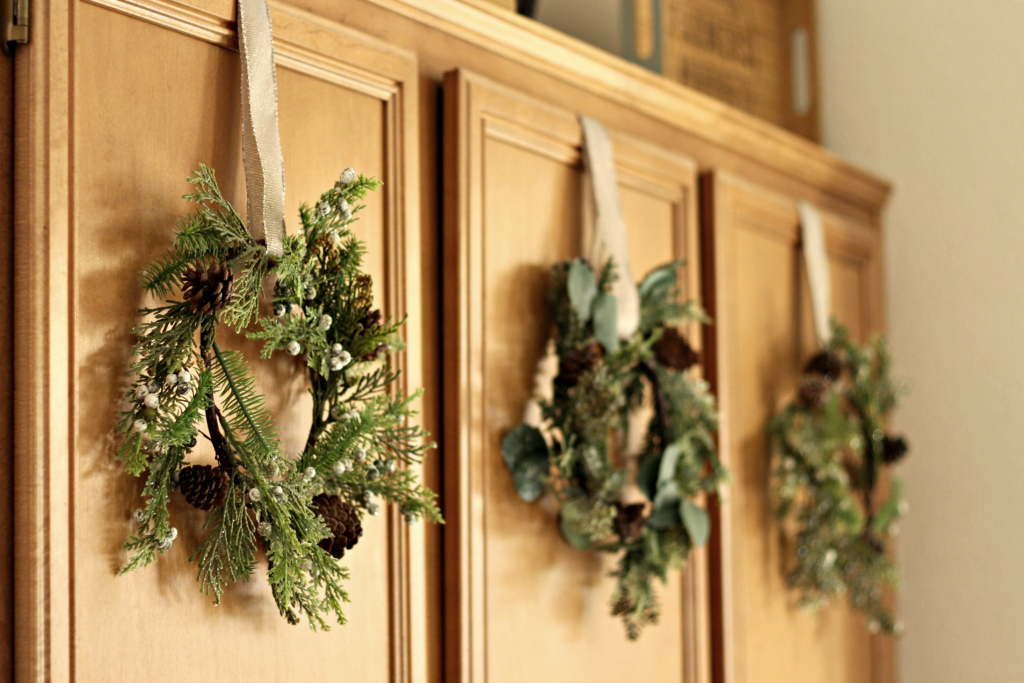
[
  {"x1": 701, "y1": 171, "x2": 893, "y2": 683},
  {"x1": 443, "y1": 68, "x2": 709, "y2": 683},
  {"x1": 14, "y1": 2, "x2": 427, "y2": 681}
]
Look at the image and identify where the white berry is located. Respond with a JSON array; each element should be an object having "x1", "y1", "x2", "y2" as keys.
[
  {"x1": 165, "y1": 527, "x2": 178, "y2": 541},
  {"x1": 339, "y1": 168, "x2": 357, "y2": 185},
  {"x1": 248, "y1": 488, "x2": 262, "y2": 502},
  {"x1": 134, "y1": 385, "x2": 149, "y2": 399},
  {"x1": 147, "y1": 381, "x2": 160, "y2": 394},
  {"x1": 258, "y1": 521, "x2": 272, "y2": 537},
  {"x1": 304, "y1": 467, "x2": 316, "y2": 480},
  {"x1": 274, "y1": 303, "x2": 287, "y2": 317},
  {"x1": 319, "y1": 314, "x2": 333, "y2": 331},
  {"x1": 336, "y1": 350, "x2": 352, "y2": 368},
  {"x1": 317, "y1": 201, "x2": 331, "y2": 216},
  {"x1": 272, "y1": 485, "x2": 284, "y2": 498},
  {"x1": 305, "y1": 286, "x2": 317, "y2": 301},
  {"x1": 330, "y1": 357, "x2": 344, "y2": 372},
  {"x1": 133, "y1": 509, "x2": 148, "y2": 523},
  {"x1": 302, "y1": 559, "x2": 314, "y2": 572},
  {"x1": 332, "y1": 460, "x2": 349, "y2": 476},
  {"x1": 286, "y1": 341, "x2": 301, "y2": 356},
  {"x1": 133, "y1": 419, "x2": 148, "y2": 433},
  {"x1": 164, "y1": 373, "x2": 178, "y2": 386},
  {"x1": 177, "y1": 369, "x2": 191, "y2": 385},
  {"x1": 353, "y1": 447, "x2": 367, "y2": 462},
  {"x1": 367, "y1": 503, "x2": 380, "y2": 516},
  {"x1": 331, "y1": 343, "x2": 343, "y2": 356},
  {"x1": 143, "y1": 393, "x2": 160, "y2": 409}
]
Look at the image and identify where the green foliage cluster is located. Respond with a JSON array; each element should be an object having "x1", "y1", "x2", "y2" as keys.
[
  {"x1": 769, "y1": 322, "x2": 908, "y2": 635},
  {"x1": 116, "y1": 166, "x2": 442, "y2": 629},
  {"x1": 502, "y1": 259, "x2": 726, "y2": 639}
]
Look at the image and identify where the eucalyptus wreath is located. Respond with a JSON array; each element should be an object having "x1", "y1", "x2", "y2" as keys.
[
  {"x1": 501, "y1": 258, "x2": 726, "y2": 639},
  {"x1": 769, "y1": 322, "x2": 909, "y2": 634},
  {"x1": 116, "y1": 165, "x2": 442, "y2": 629}
]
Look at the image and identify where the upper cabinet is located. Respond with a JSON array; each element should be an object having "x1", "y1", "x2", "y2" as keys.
[
  {"x1": 701, "y1": 171, "x2": 892, "y2": 683},
  {"x1": 442, "y1": 69, "x2": 709, "y2": 683}
]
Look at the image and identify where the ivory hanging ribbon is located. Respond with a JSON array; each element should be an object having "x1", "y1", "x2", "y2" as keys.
[
  {"x1": 797, "y1": 201, "x2": 832, "y2": 347},
  {"x1": 522, "y1": 117, "x2": 640, "y2": 428},
  {"x1": 579, "y1": 116, "x2": 640, "y2": 339},
  {"x1": 238, "y1": 0, "x2": 286, "y2": 258}
]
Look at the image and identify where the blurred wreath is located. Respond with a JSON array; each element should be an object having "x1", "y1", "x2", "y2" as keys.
[
  {"x1": 770, "y1": 322, "x2": 909, "y2": 634},
  {"x1": 501, "y1": 258, "x2": 726, "y2": 639}
]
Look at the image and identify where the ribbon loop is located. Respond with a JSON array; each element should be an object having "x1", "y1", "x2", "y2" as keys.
[
  {"x1": 797, "y1": 201, "x2": 832, "y2": 348},
  {"x1": 238, "y1": 0, "x2": 286, "y2": 258},
  {"x1": 580, "y1": 116, "x2": 640, "y2": 340}
]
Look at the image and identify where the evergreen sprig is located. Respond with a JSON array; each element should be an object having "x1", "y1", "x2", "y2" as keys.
[
  {"x1": 769, "y1": 321, "x2": 909, "y2": 634},
  {"x1": 116, "y1": 167, "x2": 442, "y2": 629},
  {"x1": 501, "y1": 258, "x2": 726, "y2": 639}
]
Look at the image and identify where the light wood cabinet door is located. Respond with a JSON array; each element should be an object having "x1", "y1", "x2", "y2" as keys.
[
  {"x1": 701, "y1": 171, "x2": 893, "y2": 683},
  {"x1": 443, "y1": 68, "x2": 710, "y2": 683},
  {"x1": 14, "y1": 2, "x2": 429, "y2": 681}
]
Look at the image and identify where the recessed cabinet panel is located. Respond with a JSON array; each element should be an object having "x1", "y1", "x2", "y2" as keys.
[
  {"x1": 443, "y1": 69, "x2": 708, "y2": 683},
  {"x1": 702, "y1": 172, "x2": 891, "y2": 683},
  {"x1": 16, "y1": 1, "x2": 422, "y2": 680}
]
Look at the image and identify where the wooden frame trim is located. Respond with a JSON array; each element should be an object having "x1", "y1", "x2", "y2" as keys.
[
  {"x1": 362, "y1": 0, "x2": 891, "y2": 215},
  {"x1": 13, "y1": 2, "x2": 423, "y2": 681}
]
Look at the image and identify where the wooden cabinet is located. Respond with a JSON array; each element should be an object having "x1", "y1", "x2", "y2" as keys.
[
  {"x1": 701, "y1": 171, "x2": 892, "y2": 683},
  {"x1": 442, "y1": 68, "x2": 709, "y2": 683},
  {"x1": 7, "y1": 2, "x2": 892, "y2": 682},
  {"x1": 14, "y1": 2, "x2": 427, "y2": 681}
]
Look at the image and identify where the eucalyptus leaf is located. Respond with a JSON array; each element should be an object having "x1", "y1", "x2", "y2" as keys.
[
  {"x1": 567, "y1": 260, "x2": 598, "y2": 322},
  {"x1": 649, "y1": 482, "x2": 682, "y2": 529},
  {"x1": 657, "y1": 441, "x2": 683, "y2": 489},
  {"x1": 513, "y1": 459, "x2": 548, "y2": 503},
  {"x1": 592, "y1": 292, "x2": 619, "y2": 353},
  {"x1": 639, "y1": 262, "x2": 679, "y2": 301},
  {"x1": 500, "y1": 424, "x2": 547, "y2": 472},
  {"x1": 681, "y1": 499, "x2": 710, "y2": 547},
  {"x1": 559, "y1": 510, "x2": 593, "y2": 550}
]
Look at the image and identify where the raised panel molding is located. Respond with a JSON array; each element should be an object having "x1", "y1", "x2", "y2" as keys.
[
  {"x1": 14, "y1": 2, "x2": 424, "y2": 681},
  {"x1": 443, "y1": 68, "x2": 710, "y2": 683}
]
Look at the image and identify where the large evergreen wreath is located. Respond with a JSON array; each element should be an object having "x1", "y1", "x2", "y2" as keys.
[
  {"x1": 501, "y1": 258, "x2": 726, "y2": 639},
  {"x1": 116, "y1": 166, "x2": 442, "y2": 629},
  {"x1": 769, "y1": 322, "x2": 908, "y2": 634}
]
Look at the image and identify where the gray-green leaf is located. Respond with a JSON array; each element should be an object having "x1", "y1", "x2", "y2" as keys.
[
  {"x1": 639, "y1": 262, "x2": 680, "y2": 301},
  {"x1": 559, "y1": 511, "x2": 593, "y2": 550},
  {"x1": 513, "y1": 459, "x2": 548, "y2": 503},
  {"x1": 592, "y1": 292, "x2": 619, "y2": 353},
  {"x1": 681, "y1": 499, "x2": 710, "y2": 547},
  {"x1": 567, "y1": 260, "x2": 598, "y2": 322},
  {"x1": 501, "y1": 424, "x2": 546, "y2": 472}
]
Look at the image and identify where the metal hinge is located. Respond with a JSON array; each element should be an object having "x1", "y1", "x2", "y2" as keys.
[{"x1": 2, "y1": 0, "x2": 28, "y2": 56}]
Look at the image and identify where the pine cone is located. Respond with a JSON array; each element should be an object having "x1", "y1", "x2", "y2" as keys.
[
  {"x1": 312, "y1": 493, "x2": 363, "y2": 559},
  {"x1": 882, "y1": 435, "x2": 909, "y2": 464},
  {"x1": 798, "y1": 374, "x2": 832, "y2": 409},
  {"x1": 362, "y1": 343, "x2": 388, "y2": 362},
  {"x1": 555, "y1": 343, "x2": 604, "y2": 390},
  {"x1": 182, "y1": 263, "x2": 234, "y2": 315},
  {"x1": 178, "y1": 464, "x2": 229, "y2": 511},
  {"x1": 614, "y1": 502, "x2": 649, "y2": 544},
  {"x1": 360, "y1": 309, "x2": 383, "y2": 330},
  {"x1": 653, "y1": 327, "x2": 699, "y2": 371},
  {"x1": 804, "y1": 351, "x2": 842, "y2": 381}
]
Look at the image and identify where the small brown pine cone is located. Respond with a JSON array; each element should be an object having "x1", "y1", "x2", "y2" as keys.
[
  {"x1": 360, "y1": 309, "x2": 383, "y2": 330},
  {"x1": 614, "y1": 502, "x2": 649, "y2": 544},
  {"x1": 798, "y1": 374, "x2": 832, "y2": 409},
  {"x1": 312, "y1": 493, "x2": 363, "y2": 559},
  {"x1": 804, "y1": 351, "x2": 842, "y2": 381},
  {"x1": 361, "y1": 343, "x2": 388, "y2": 362},
  {"x1": 653, "y1": 327, "x2": 700, "y2": 371},
  {"x1": 555, "y1": 343, "x2": 604, "y2": 390},
  {"x1": 178, "y1": 464, "x2": 229, "y2": 511},
  {"x1": 182, "y1": 263, "x2": 234, "y2": 315},
  {"x1": 882, "y1": 435, "x2": 909, "y2": 464}
]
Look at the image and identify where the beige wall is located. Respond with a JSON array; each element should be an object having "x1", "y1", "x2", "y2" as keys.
[{"x1": 818, "y1": 2, "x2": 1024, "y2": 682}]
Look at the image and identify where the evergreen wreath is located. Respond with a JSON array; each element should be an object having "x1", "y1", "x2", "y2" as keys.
[
  {"x1": 501, "y1": 258, "x2": 726, "y2": 639},
  {"x1": 116, "y1": 165, "x2": 442, "y2": 629},
  {"x1": 769, "y1": 322, "x2": 909, "y2": 634}
]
